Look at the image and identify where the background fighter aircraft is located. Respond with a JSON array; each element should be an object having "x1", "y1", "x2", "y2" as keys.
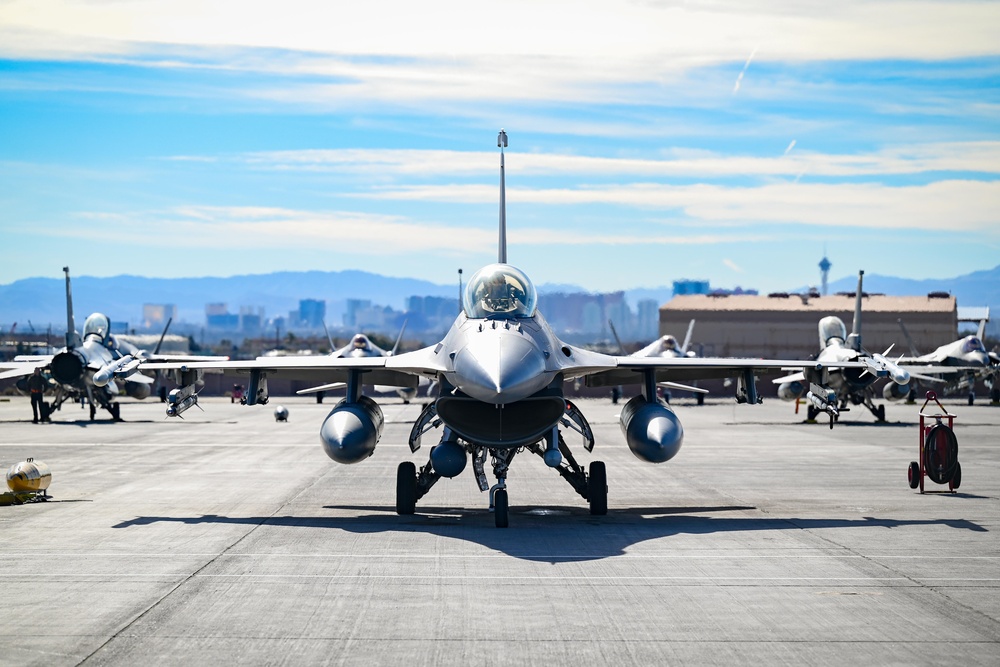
[
  {"x1": 773, "y1": 271, "x2": 916, "y2": 423},
  {"x1": 142, "y1": 132, "x2": 897, "y2": 527},
  {"x1": 0, "y1": 267, "x2": 224, "y2": 421},
  {"x1": 895, "y1": 316, "x2": 999, "y2": 404},
  {"x1": 293, "y1": 327, "x2": 425, "y2": 403},
  {"x1": 609, "y1": 318, "x2": 707, "y2": 404}
]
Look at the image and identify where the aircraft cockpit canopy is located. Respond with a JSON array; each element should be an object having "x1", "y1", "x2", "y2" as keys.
[
  {"x1": 82, "y1": 313, "x2": 110, "y2": 343},
  {"x1": 661, "y1": 335, "x2": 678, "y2": 350},
  {"x1": 352, "y1": 335, "x2": 371, "y2": 350},
  {"x1": 463, "y1": 263, "x2": 537, "y2": 319},
  {"x1": 963, "y1": 336, "x2": 986, "y2": 354},
  {"x1": 818, "y1": 316, "x2": 847, "y2": 347}
]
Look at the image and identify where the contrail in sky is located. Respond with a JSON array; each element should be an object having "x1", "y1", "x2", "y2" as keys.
[
  {"x1": 732, "y1": 47, "x2": 758, "y2": 94},
  {"x1": 783, "y1": 139, "x2": 796, "y2": 155}
]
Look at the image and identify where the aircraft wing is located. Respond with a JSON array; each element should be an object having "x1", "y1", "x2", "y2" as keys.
[
  {"x1": 140, "y1": 354, "x2": 424, "y2": 389},
  {"x1": 0, "y1": 358, "x2": 53, "y2": 380},
  {"x1": 579, "y1": 354, "x2": 866, "y2": 388}
]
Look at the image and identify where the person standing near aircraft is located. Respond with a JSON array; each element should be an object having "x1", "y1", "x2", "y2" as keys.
[{"x1": 27, "y1": 367, "x2": 48, "y2": 423}]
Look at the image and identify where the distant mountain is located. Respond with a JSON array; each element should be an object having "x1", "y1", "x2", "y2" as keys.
[
  {"x1": 3, "y1": 265, "x2": 995, "y2": 336},
  {"x1": 0, "y1": 270, "x2": 456, "y2": 330}
]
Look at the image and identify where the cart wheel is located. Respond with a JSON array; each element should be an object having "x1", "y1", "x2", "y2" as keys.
[
  {"x1": 907, "y1": 461, "x2": 920, "y2": 489},
  {"x1": 951, "y1": 461, "x2": 961, "y2": 490}
]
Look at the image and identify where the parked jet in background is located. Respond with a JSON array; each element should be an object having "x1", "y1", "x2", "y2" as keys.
[
  {"x1": 774, "y1": 271, "x2": 915, "y2": 424},
  {"x1": 141, "y1": 131, "x2": 898, "y2": 527},
  {"x1": 896, "y1": 316, "x2": 999, "y2": 404},
  {"x1": 294, "y1": 327, "x2": 425, "y2": 403},
  {"x1": 0, "y1": 267, "x2": 224, "y2": 421},
  {"x1": 609, "y1": 319, "x2": 707, "y2": 404}
]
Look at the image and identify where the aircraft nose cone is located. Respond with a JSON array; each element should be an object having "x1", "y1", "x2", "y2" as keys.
[{"x1": 452, "y1": 329, "x2": 550, "y2": 404}]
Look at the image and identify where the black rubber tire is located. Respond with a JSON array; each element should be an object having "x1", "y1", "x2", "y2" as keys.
[
  {"x1": 806, "y1": 405, "x2": 818, "y2": 421},
  {"x1": 494, "y1": 489, "x2": 509, "y2": 528},
  {"x1": 89, "y1": 403, "x2": 96, "y2": 421},
  {"x1": 696, "y1": 393, "x2": 704, "y2": 406},
  {"x1": 908, "y1": 461, "x2": 920, "y2": 489},
  {"x1": 395, "y1": 461, "x2": 417, "y2": 515},
  {"x1": 923, "y1": 423, "x2": 959, "y2": 485},
  {"x1": 876, "y1": 404, "x2": 886, "y2": 422},
  {"x1": 968, "y1": 392, "x2": 975, "y2": 406},
  {"x1": 952, "y1": 461, "x2": 962, "y2": 490},
  {"x1": 589, "y1": 461, "x2": 608, "y2": 516}
]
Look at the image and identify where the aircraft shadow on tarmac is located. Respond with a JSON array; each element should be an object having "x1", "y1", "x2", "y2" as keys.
[{"x1": 112, "y1": 509, "x2": 987, "y2": 563}]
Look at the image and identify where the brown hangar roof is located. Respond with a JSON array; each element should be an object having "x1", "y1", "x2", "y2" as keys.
[{"x1": 661, "y1": 294, "x2": 956, "y2": 313}]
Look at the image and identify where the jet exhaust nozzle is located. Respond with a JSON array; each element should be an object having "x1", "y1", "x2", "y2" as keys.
[
  {"x1": 430, "y1": 440, "x2": 467, "y2": 478},
  {"x1": 320, "y1": 396, "x2": 384, "y2": 464},
  {"x1": 50, "y1": 350, "x2": 86, "y2": 385},
  {"x1": 619, "y1": 395, "x2": 684, "y2": 463}
]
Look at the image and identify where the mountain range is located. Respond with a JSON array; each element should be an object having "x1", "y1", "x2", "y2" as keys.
[{"x1": 1, "y1": 265, "x2": 997, "y2": 336}]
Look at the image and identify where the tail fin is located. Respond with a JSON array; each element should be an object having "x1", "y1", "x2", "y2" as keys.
[
  {"x1": 63, "y1": 266, "x2": 80, "y2": 349},
  {"x1": 977, "y1": 311, "x2": 988, "y2": 340},
  {"x1": 153, "y1": 317, "x2": 173, "y2": 355},
  {"x1": 897, "y1": 318, "x2": 920, "y2": 357},
  {"x1": 498, "y1": 129, "x2": 508, "y2": 264},
  {"x1": 607, "y1": 319, "x2": 627, "y2": 355},
  {"x1": 848, "y1": 270, "x2": 864, "y2": 353},
  {"x1": 680, "y1": 319, "x2": 696, "y2": 356}
]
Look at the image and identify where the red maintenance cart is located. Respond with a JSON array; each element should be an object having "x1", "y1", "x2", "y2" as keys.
[{"x1": 909, "y1": 391, "x2": 962, "y2": 493}]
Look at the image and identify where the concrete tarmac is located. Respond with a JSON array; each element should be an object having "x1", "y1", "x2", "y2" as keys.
[{"x1": 0, "y1": 393, "x2": 997, "y2": 665}]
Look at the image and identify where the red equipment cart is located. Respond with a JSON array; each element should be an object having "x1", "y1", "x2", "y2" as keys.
[{"x1": 909, "y1": 391, "x2": 961, "y2": 493}]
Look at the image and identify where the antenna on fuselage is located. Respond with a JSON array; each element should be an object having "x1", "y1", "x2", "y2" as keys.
[{"x1": 498, "y1": 129, "x2": 508, "y2": 264}]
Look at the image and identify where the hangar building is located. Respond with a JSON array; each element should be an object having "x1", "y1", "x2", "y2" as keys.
[{"x1": 660, "y1": 292, "x2": 958, "y2": 360}]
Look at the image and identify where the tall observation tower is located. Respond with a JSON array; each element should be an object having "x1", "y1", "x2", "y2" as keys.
[{"x1": 819, "y1": 254, "x2": 832, "y2": 296}]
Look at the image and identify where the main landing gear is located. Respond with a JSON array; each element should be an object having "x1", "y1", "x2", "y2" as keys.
[{"x1": 396, "y1": 403, "x2": 606, "y2": 528}]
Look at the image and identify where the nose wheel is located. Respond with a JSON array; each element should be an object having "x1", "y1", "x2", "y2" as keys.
[
  {"x1": 492, "y1": 487, "x2": 509, "y2": 528},
  {"x1": 396, "y1": 461, "x2": 417, "y2": 514}
]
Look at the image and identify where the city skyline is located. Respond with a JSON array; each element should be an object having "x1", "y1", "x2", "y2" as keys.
[{"x1": 1, "y1": 2, "x2": 998, "y2": 293}]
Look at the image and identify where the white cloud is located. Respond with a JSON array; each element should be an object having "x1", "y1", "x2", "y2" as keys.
[
  {"x1": 230, "y1": 142, "x2": 1000, "y2": 178},
  {"x1": 723, "y1": 259, "x2": 745, "y2": 273},
  {"x1": 1, "y1": 1, "x2": 998, "y2": 108},
  {"x1": 364, "y1": 180, "x2": 1000, "y2": 233}
]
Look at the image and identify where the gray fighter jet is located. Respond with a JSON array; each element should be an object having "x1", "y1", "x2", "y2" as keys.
[
  {"x1": 773, "y1": 271, "x2": 917, "y2": 423},
  {"x1": 0, "y1": 267, "x2": 224, "y2": 421},
  {"x1": 895, "y1": 316, "x2": 998, "y2": 404},
  {"x1": 140, "y1": 131, "x2": 899, "y2": 527}
]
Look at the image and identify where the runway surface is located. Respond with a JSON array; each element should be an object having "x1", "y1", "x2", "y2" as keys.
[{"x1": 1, "y1": 393, "x2": 998, "y2": 665}]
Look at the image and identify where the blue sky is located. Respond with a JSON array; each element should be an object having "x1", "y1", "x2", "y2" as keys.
[{"x1": 1, "y1": 1, "x2": 998, "y2": 294}]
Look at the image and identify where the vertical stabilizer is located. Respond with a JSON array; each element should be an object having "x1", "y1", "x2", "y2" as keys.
[
  {"x1": 63, "y1": 266, "x2": 80, "y2": 349},
  {"x1": 849, "y1": 270, "x2": 864, "y2": 352},
  {"x1": 498, "y1": 129, "x2": 508, "y2": 264}
]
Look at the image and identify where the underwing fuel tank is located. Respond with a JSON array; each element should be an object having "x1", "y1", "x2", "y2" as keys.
[
  {"x1": 6, "y1": 459, "x2": 52, "y2": 493},
  {"x1": 777, "y1": 381, "x2": 806, "y2": 401},
  {"x1": 619, "y1": 395, "x2": 684, "y2": 463},
  {"x1": 320, "y1": 396, "x2": 384, "y2": 464},
  {"x1": 883, "y1": 381, "x2": 912, "y2": 401}
]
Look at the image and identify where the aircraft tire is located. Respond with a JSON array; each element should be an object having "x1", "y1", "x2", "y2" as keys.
[
  {"x1": 89, "y1": 403, "x2": 96, "y2": 421},
  {"x1": 952, "y1": 461, "x2": 962, "y2": 490},
  {"x1": 968, "y1": 392, "x2": 975, "y2": 406},
  {"x1": 494, "y1": 489, "x2": 509, "y2": 528},
  {"x1": 908, "y1": 461, "x2": 920, "y2": 490},
  {"x1": 395, "y1": 462, "x2": 417, "y2": 515},
  {"x1": 588, "y1": 461, "x2": 608, "y2": 516},
  {"x1": 876, "y1": 404, "x2": 886, "y2": 422},
  {"x1": 696, "y1": 393, "x2": 704, "y2": 406}
]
